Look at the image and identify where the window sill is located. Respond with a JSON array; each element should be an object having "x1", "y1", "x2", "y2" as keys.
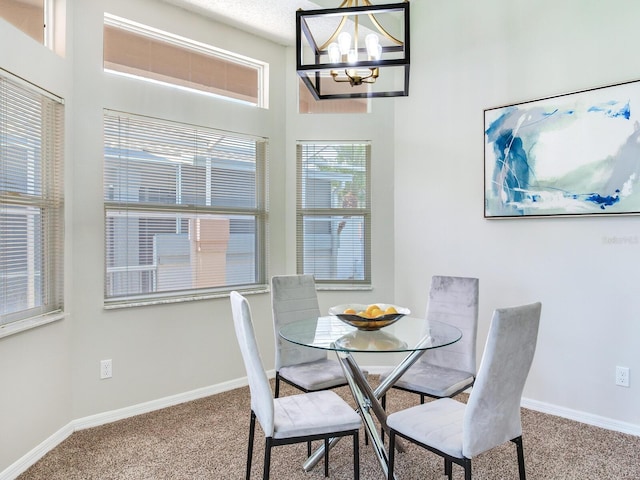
[
  {"x1": 103, "y1": 287, "x2": 269, "y2": 310},
  {"x1": 0, "y1": 311, "x2": 66, "y2": 339},
  {"x1": 317, "y1": 285, "x2": 373, "y2": 291}
]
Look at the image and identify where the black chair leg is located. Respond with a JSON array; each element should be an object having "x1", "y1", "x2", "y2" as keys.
[
  {"x1": 445, "y1": 458, "x2": 452, "y2": 479},
  {"x1": 247, "y1": 412, "x2": 256, "y2": 480},
  {"x1": 263, "y1": 438, "x2": 272, "y2": 480},
  {"x1": 387, "y1": 430, "x2": 396, "y2": 480},
  {"x1": 353, "y1": 431, "x2": 360, "y2": 480},
  {"x1": 274, "y1": 374, "x2": 280, "y2": 398},
  {"x1": 513, "y1": 436, "x2": 527, "y2": 480},
  {"x1": 463, "y1": 458, "x2": 471, "y2": 480},
  {"x1": 324, "y1": 438, "x2": 329, "y2": 477}
]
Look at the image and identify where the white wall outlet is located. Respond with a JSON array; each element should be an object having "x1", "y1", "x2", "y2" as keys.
[
  {"x1": 100, "y1": 359, "x2": 113, "y2": 379},
  {"x1": 615, "y1": 366, "x2": 629, "y2": 387}
]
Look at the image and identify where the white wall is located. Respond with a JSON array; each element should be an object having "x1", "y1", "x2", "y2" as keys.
[
  {"x1": 0, "y1": 0, "x2": 397, "y2": 474},
  {"x1": 0, "y1": 15, "x2": 73, "y2": 475},
  {"x1": 394, "y1": 0, "x2": 640, "y2": 426},
  {"x1": 4, "y1": 0, "x2": 640, "y2": 475}
]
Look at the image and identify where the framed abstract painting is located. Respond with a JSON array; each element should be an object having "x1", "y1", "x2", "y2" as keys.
[{"x1": 484, "y1": 79, "x2": 640, "y2": 218}]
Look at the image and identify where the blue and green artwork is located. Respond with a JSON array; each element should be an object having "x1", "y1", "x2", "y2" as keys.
[{"x1": 484, "y1": 79, "x2": 640, "y2": 217}]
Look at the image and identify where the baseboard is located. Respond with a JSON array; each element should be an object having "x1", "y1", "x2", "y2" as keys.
[
  {"x1": 3, "y1": 371, "x2": 638, "y2": 480},
  {"x1": 0, "y1": 376, "x2": 250, "y2": 480},
  {"x1": 0, "y1": 423, "x2": 75, "y2": 480},
  {"x1": 521, "y1": 397, "x2": 640, "y2": 437}
]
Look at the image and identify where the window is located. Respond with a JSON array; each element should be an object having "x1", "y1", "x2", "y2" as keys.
[
  {"x1": 299, "y1": 79, "x2": 368, "y2": 114},
  {"x1": 103, "y1": 14, "x2": 269, "y2": 108},
  {"x1": 0, "y1": 69, "x2": 64, "y2": 327},
  {"x1": 0, "y1": 0, "x2": 46, "y2": 44},
  {"x1": 104, "y1": 111, "x2": 268, "y2": 305},
  {"x1": 296, "y1": 142, "x2": 370, "y2": 285}
]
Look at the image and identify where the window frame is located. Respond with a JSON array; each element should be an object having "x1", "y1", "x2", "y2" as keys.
[
  {"x1": 103, "y1": 14, "x2": 269, "y2": 108},
  {"x1": 0, "y1": 68, "x2": 65, "y2": 330},
  {"x1": 296, "y1": 141, "x2": 371, "y2": 287},
  {"x1": 103, "y1": 110, "x2": 269, "y2": 308}
]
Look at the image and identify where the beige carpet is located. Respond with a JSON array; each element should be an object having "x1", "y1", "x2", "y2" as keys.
[{"x1": 17, "y1": 378, "x2": 640, "y2": 479}]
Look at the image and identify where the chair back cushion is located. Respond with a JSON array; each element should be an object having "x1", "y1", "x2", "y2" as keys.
[
  {"x1": 230, "y1": 291, "x2": 275, "y2": 435},
  {"x1": 271, "y1": 275, "x2": 325, "y2": 369},
  {"x1": 462, "y1": 301, "x2": 542, "y2": 458},
  {"x1": 421, "y1": 276, "x2": 479, "y2": 375}
]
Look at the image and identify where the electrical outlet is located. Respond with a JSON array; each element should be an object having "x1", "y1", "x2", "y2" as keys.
[
  {"x1": 615, "y1": 366, "x2": 629, "y2": 387},
  {"x1": 100, "y1": 359, "x2": 113, "y2": 379}
]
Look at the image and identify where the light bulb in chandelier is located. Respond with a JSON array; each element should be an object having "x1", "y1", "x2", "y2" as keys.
[
  {"x1": 365, "y1": 33, "x2": 382, "y2": 60},
  {"x1": 338, "y1": 32, "x2": 351, "y2": 55}
]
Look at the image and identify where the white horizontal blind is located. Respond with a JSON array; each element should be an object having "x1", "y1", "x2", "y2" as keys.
[
  {"x1": 104, "y1": 111, "x2": 267, "y2": 303},
  {"x1": 0, "y1": 71, "x2": 64, "y2": 326},
  {"x1": 296, "y1": 142, "x2": 371, "y2": 285}
]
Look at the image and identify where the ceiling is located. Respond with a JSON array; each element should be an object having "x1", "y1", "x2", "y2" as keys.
[{"x1": 160, "y1": 0, "x2": 337, "y2": 47}]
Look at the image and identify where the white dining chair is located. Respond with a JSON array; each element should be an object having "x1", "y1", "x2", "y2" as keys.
[
  {"x1": 386, "y1": 301, "x2": 542, "y2": 480},
  {"x1": 381, "y1": 276, "x2": 479, "y2": 408},
  {"x1": 230, "y1": 291, "x2": 361, "y2": 480},
  {"x1": 271, "y1": 274, "x2": 349, "y2": 398}
]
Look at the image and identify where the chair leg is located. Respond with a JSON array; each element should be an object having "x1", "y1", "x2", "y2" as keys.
[
  {"x1": 445, "y1": 458, "x2": 452, "y2": 479},
  {"x1": 462, "y1": 457, "x2": 472, "y2": 480},
  {"x1": 513, "y1": 436, "x2": 527, "y2": 480},
  {"x1": 274, "y1": 373, "x2": 281, "y2": 398},
  {"x1": 353, "y1": 430, "x2": 360, "y2": 480},
  {"x1": 263, "y1": 438, "x2": 273, "y2": 480},
  {"x1": 247, "y1": 412, "x2": 256, "y2": 480},
  {"x1": 387, "y1": 430, "x2": 396, "y2": 480},
  {"x1": 324, "y1": 438, "x2": 329, "y2": 477}
]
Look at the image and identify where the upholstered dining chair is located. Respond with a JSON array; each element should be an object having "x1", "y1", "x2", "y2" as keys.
[
  {"x1": 386, "y1": 301, "x2": 542, "y2": 480},
  {"x1": 381, "y1": 276, "x2": 479, "y2": 409},
  {"x1": 271, "y1": 274, "x2": 349, "y2": 398},
  {"x1": 230, "y1": 291, "x2": 361, "y2": 480}
]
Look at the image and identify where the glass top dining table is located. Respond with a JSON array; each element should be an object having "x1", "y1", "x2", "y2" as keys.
[
  {"x1": 278, "y1": 314, "x2": 462, "y2": 479},
  {"x1": 279, "y1": 314, "x2": 462, "y2": 353}
]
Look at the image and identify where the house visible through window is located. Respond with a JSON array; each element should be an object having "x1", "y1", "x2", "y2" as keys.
[
  {"x1": 103, "y1": 14, "x2": 269, "y2": 108},
  {"x1": 296, "y1": 142, "x2": 371, "y2": 285},
  {"x1": 0, "y1": 70, "x2": 64, "y2": 326},
  {"x1": 103, "y1": 111, "x2": 268, "y2": 305}
]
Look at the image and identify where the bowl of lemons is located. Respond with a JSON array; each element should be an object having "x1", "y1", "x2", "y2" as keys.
[{"x1": 328, "y1": 304, "x2": 410, "y2": 331}]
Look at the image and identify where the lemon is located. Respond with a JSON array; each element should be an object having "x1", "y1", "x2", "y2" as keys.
[
  {"x1": 384, "y1": 306, "x2": 398, "y2": 315},
  {"x1": 357, "y1": 311, "x2": 370, "y2": 318},
  {"x1": 343, "y1": 308, "x2": 357, "y2": 314},
  {"x1": 369, "y1": 308, "x2": 384, "y2": 318},
  {"x1": 365, "y1": 304, "x2": 380, "y2": 315}
]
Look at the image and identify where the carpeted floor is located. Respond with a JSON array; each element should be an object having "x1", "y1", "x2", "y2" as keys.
[{"x1": 17, "y1": 378, "x2": 640, "y2": 479}]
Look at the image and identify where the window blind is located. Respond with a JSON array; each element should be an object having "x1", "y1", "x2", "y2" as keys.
[
  {"x1": 104, "y1": 111, "x2": 267, "y2": 304},
  {"x1": 0, "y1": 70, "x2": 64, "y2": 326},
  {"x1": 296, "y1": 142, "x2": 371, "y2": 285}
]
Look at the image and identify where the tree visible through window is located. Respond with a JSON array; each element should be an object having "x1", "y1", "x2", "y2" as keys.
[
  {"x1": 103, "y1": 111, "x2": 268, "y2": 304},
  {"x1": 296, "y1": 142, "x2": 371, "y2": 285}
]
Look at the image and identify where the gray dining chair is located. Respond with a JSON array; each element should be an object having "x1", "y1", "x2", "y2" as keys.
[
  {"x1": 230, "y1": 291, "x2": 361, "y2": 480},
  {"x1": 387, "y1": 301, "x2": 542, "y2": 480},
  {"x1": 271, "y1": 274, "x2": 349, "y2": 398},
  {"x1": 381, "y1": 276, "x2": 479, "y2": 408}
]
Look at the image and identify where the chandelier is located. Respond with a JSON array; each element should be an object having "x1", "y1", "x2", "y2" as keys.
[{"x1": 296, "y1": 1, "x2": 410, "y2": 100}]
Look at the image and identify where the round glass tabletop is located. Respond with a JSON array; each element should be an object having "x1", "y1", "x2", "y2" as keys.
[{"x1": 279, "y1": 315, "x2": 462, "y2": 353}]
